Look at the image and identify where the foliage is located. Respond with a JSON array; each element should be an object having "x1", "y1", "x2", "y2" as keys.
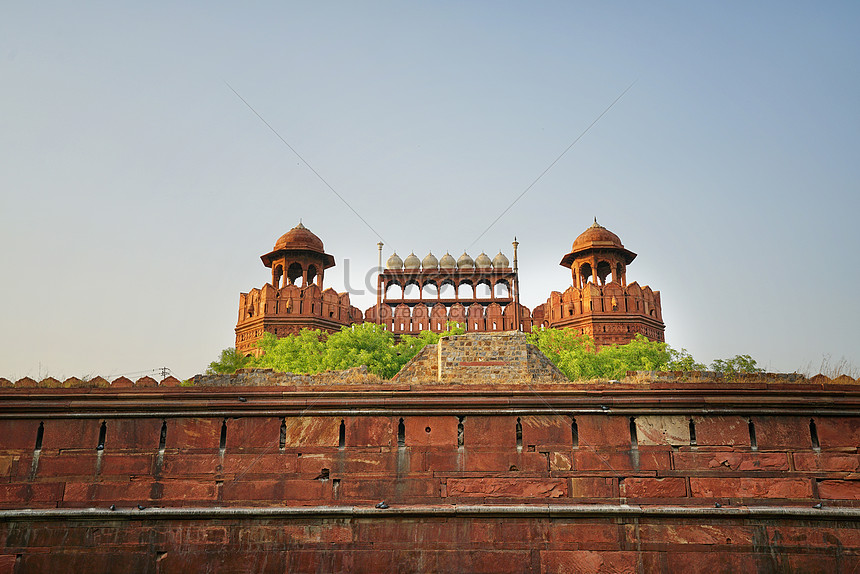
[
  {"x1": 667, "y1": 348, "x2": 707, "y2": 371},
  {"x1": 206, "y1": 347, "x2": 251, "y2": 375},
  {"x1": 528, "y1": 330, "x2": 676, "y2": 380},
  {"x1": 205, "y1": 322, "x2": 468, "y2": 379},
  {"x1": 208, "y1": 324, "x2": 765, "y2": 382},
  {"x1": 710, "y1": 354, "x2": 763, "y2": 374},
  {"x1": 528, "y1": 329, "x2": 717, "y2": 380}
]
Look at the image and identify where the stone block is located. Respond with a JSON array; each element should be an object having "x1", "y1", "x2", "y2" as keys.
[
  {"x1": 664, "y1": 551, "x2": 760, "y2": 573},
  {"x1": 633, "y1": 523, "x2": 755, "y2": 546},
  {"x1": 577, "y1": 415, "x2": 631, "y2": 448},
  {"x1": 283, "y1": 416, "x2": 338, "y2": 447},
  {"x1": 160, "y1": 479, "x2": 219, "y2": 503},
  {"x1": 464, "y1": 416, "x2": 517, "y2": 448},
  {"x1": 446, "y1": 477, "x2": 567, "y2": 498},
  {"x1": 339, "y1": 477, "x2": 439, "y2": 501},
  {"x1": 166, "y1": 418, "x2": 222, "y2": 450},
  {"x1": 99, "y1": 454, "x2": 155, "y2": 476},
  {"x1": 793, "y1": 452, "x2": 860, "y2": 472},
  {"x1": 569, "y1": 477, "x2": 616, "y2": 498},
  {"x1": 62, "y1": 480, "x2": 155, "y2": 503},
  {"x1": 159, "y1": 453, "x2": 220, "y2": 477},
  {"x1": 403, "y1": 415, "x2": 458, "y2": 447},
  {"x1": 635, "y1": 415, "x2": 690, "y2": 446},
  {"x1": 673, "y1": 451, "x2": 790, "y2": 472},
  {"x1": 690, "y1": 477, "x2": 813, "y2": 499},
  {"x1": 573, "y1": 449, "x2": 670, "y2": 471},
  {"x1": 345, "y1": 416, "x2": 394, "y2": 447},
  {"x1": 540, "y1": 550, "x2": 639, "y2": 574},
  {"x1": 0, "y1": 420, "x2": 41, "y2": 450},
  {"x1": 818, "y1": 479, "x2": 860, "y2": 500},
  {"x1": 545, "y1": 520, "x2": 621, "y2": 545},
  {"x1": 0, "y1": 483, "x2": 64, "y2": 506},
  {"x1": 460, "y1": 449, "x2": 549, "y2": 473},
  {"x1": 34, "y1": 454, "x2": 98, "y2": 476},
  {"x1": 521, "y1": 415, "x2": 574, "y2": 448},
  {"x1": 692, "y1": 415, "x2": 750, "y2": 447},
  {"x1": 222, "y1": 453, "x2": 297, "y2": 476},
  {"x1": 620, "y1": 477, "x2": 686, "y2": 498},
  {"x1": 296, "y1": 451, "x2": 395, "y2": 475},
  {"x1": 754, "y1": 416, "x2": 812, "y2": 449},
  {"x1": 108, "y1": 418, "x2": 163, "y2": 450},
  {"x1": 226, "y1": 417, "x2": 281, "y2": 450},
  {"x1": 550, "y1": 451, "x2": 572, "y2": 471},
  {"x1": 816, "y1": 417, "x2": 860, "y2": 449},
  {"x1": 40, "y1": 419, "x2": 100, "y2": 450},
  {"x1": 221, "y1": 479, "x2": 326, "y2": 503}
]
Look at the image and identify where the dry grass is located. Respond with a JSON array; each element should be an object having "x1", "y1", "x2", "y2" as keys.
[{"x1": 800, "y1": 354, "x2": 860, "y2": 379}]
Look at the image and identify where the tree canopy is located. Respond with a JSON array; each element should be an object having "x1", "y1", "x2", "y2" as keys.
[{"x1": 207, "y1": 325, "x2": 761, "y2": 381}]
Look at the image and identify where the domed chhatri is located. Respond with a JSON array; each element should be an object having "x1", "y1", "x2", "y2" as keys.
[
  {"x1": 386, "y1": 252, "x2": 404, "y2": 270},
  {"x1": 492, "y1": 252, "x2": 510, "y2": 269},
  {"x1": 237, "y1": 222, "x2": 362, "y2": 355},
  {"x1": 475, "y1": 252, "x2": 493, "y2": 269},
  {"x1": 570, "y1": 218, "x2": 626, "y2": 253},
  {"x1": 421, "y1": 252, "x2": 439, "y2": 270},
  {"x1": 273, "y1": 222, "x2": 326, "y2": 253},
  {"x1": 457, "y1": 252, "x2": 475, "y2": 269},
  {"x1": 403, "y1": 252, "x2": 421, "y2": 270},
  {"x1": 439, "y1": 252, "x2": 457, "y2": 269},
  {"x1": 560, "y1": 218, "x2": 636, "y2": 270}
]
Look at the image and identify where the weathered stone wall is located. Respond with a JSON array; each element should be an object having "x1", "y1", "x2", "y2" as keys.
[
  {"x1": 2, "y1": 372, "x2": 860, "y2": 571},
  {"x1": 392, "y1": 331, "x2": 567, "y2": 384}
]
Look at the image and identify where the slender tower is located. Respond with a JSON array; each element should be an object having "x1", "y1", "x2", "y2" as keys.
[
  {"x1": 512, "y1": 237, "x2": 521, "y2": 331},
  {"x1": 376, "y1": 242, "x2": 384, "y2": 325}
]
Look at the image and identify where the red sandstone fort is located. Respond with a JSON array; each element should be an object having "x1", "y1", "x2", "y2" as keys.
[
  {"x1": 236, "y1": 220, "x2": 665, "y2": 354},
  {"x1": 1, "y1": 222, "x2": 859, "y2": 572}
]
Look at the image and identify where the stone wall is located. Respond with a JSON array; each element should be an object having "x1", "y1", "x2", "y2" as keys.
[
  {"x1": 392, "y1": 331, "x2": 567, "y2": 384},
  {"x1": 2, "y1": 370, "x2": 860, "y2": 571}
]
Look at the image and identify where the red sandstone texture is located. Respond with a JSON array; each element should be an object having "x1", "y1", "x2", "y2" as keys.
[{"x1": 1, "y1": 365, "x2": 860, "y2": 571}]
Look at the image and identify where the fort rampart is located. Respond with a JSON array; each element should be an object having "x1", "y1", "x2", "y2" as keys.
[{"x1": 1, "y1": 369, "x2": 859, "y2": 571}]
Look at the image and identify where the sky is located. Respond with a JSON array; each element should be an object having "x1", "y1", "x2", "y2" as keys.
[{"x1": 2, "y1": 2, "x2": 858, "y2": 380}]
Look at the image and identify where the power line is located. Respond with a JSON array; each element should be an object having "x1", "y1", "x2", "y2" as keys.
[
  {"x1": 225, "y1": 82, "x2": 389, "y2": 247},
  {"x1": 467, "y1": 81, "x2": 637, "y2": 251}
]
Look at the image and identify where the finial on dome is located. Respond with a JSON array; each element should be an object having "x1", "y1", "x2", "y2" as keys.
[{"x1": 295, "y1": 220, "x2": 306, "y2": 229}]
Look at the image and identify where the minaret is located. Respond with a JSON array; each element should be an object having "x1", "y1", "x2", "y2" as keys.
[
  {"x1": 376, "y1": 242, "x2": 384, "y2": 325},
  {"x1": 512, "y1": 237, "x2": 520, "y2": 331}
]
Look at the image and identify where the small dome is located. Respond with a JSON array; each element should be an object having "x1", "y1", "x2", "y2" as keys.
[
  {"x1": 422, "y1": 252, "x2": 439, "y2": 269},
  {"x1": 273, "y1": 222, "x2": 325, "y2": 253},
  {"x1": 386, "y1": 252, "x2": 403, "y2": 270},
  {"x1": 439, "y1": 252, "x2": 457, "y2": 269},
  {"x1": 492, "y1": 251, "x2": 510, "y2": 268},
  {"x1": 457, "y1": 252, "x2": 475, "y2": 269},
  {"x1": 403, "y1": 252, "x2": 421, "y2": 270},
  {"x1": 572, "y1": 219, "x2": 624, "y2": 251},
  {"x1": 475, "y1": 252, "x2": 493, "y2": 269}
]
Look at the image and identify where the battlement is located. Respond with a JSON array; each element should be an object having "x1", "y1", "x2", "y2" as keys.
[{"x1": 2, "y1": 367, "x2": 860, "y2": 570}]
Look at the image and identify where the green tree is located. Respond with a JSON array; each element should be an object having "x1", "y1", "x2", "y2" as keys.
[
  {"x1": 667, "y1": 348, "x2": 707, "y2": 371},
  {"x1": 206, "y1": 347, "x2": 251, "y2": 374},
  {"x1": 529, "y1": 329, "x2": 703, "y2": 380},
  {"x1": 710, "y1": 354, "x2": 762, "y2": 374}
]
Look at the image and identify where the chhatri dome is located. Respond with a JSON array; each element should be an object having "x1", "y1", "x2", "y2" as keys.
[
  {"x1": 421, "y1": 252, "x2": 439, "y2": 269},
  {"x1": 403, "y1": 252, "x2": 421, "y2": 270}
]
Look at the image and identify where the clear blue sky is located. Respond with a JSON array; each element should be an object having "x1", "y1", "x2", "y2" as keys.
[{"x1": 2, "y1": 2, "x2": 858, "y2": 379}]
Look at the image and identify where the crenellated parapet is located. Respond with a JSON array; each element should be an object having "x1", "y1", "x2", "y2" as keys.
[
  {"x1": 235, "y1": 223, "x2": 361, "y2": 355},
  {"x1": 538, "y1": 280, "x2": 664, "y2": 344},
  {"x1": 540, "y1": 220, "x2": 665, "y2": 345}
]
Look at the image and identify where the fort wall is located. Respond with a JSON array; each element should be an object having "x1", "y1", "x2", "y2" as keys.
[{"x1": 1, "y1": 371, "x2": 860, "y2": 571}]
